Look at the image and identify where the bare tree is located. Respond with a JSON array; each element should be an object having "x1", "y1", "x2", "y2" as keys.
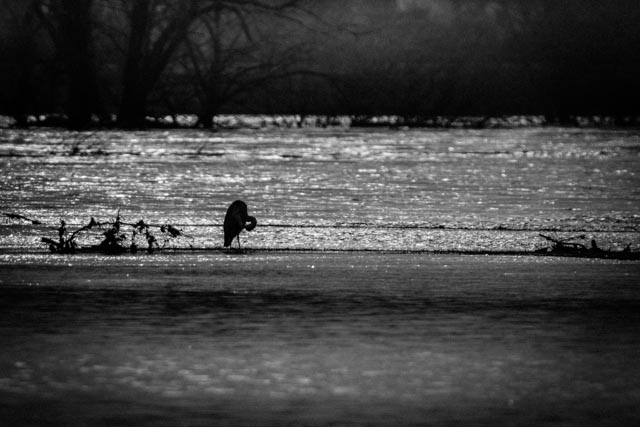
[
  {"x1": 0, "y1": 0, "x2": 45, "y2": 124},
  {"x1": 115, "y1": 0, "x2": 202, "y2": 127},
  {"x1": 179, "y1": 1, "x2": 321, "y2": 126},
  {"x1": 33, "y1": 0, "x2": 99, "y2": 128},
  {"x1": 110, "y1": 0, "x2": 296, "y2": 127}
]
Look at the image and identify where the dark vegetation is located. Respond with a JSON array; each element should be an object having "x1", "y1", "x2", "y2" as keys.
[
  {"x1": 1, "y1": 0, "x2": 639, "y2": 129},
  {"x1": 39, "y1": 211, "x2": 191, "y2": 254}
]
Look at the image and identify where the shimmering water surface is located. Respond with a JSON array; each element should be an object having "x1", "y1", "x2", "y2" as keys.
[
  {"x1": 1, "y1": 127, "x2": 640, "y2": 425},
  {"x1": 1, "y1": 127, "x2": 639, "y2": 251}
]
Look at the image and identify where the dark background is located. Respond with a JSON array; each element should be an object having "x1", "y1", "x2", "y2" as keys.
[{"x1": 1, "y1": 0, "x2": 639, "y2": 128}]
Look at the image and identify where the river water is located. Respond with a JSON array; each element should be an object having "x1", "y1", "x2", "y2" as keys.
[
  {"x1": 1, "y1": 127, "x2": 640, "y2": 425},
  {"x1": 1, "y1": 127, "x2": 639, "y2": 251}
]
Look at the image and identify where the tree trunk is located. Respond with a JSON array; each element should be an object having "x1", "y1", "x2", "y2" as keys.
[
  {"x1": 117, "y1": 0, "x2": 151, "y2": 128},
  {"x1": 197, "y1": 112, "x2": 215, "y2": 129},
  {"x1": 118, "y1": 85, "x2": 149, "y2": 128},
  {"x1": 59, "y1": 0, "x2": 96, "y2": 128},
  {"x1": 117, "y1": 0, "x2": 196, "y2": 128},
  {"x1": 39, "y1": 0, "x2": 98, "y2": 128},
  {"x1": 197, "y1": 98, "x2": 219, "y2": 128}
]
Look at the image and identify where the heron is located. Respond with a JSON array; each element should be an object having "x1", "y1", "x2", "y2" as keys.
[{"x1": 223, "y1": 200, "x2": 257, "y2": 250}]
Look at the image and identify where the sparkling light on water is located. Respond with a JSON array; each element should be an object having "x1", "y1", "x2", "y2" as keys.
[{"x1": 1, "y1": 127, "x2": 639, "y2": 252}]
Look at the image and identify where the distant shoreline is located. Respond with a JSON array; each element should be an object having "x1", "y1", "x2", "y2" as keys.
[{"x1": 2, "y1": 114, "x2": 640, "y2": 131}]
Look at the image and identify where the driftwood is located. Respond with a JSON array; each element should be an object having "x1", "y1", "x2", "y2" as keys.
[
  {"x1": 537, "y1": 233, "x2": 637, "y2": 259},
  {"x1": 2, "y1": 212, "x2": 42, "y2": 225}
]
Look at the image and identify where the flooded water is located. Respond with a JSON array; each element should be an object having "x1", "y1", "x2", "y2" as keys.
[
  {"x1": 1, "y1": 127, "x2": 639, "y2": 251},
  {"x1": 2, "y1": 253, "x2": 640, "y2": 426},
  {"x1": 1, "y1": 127, "x2": 640, "y2": 425}
]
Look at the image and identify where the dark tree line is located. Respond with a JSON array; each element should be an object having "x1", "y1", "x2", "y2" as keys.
[
  {"x1": 0, "y1": 0, "x2": 320, "y2": 128},
  {"x1": 1, "y1": 0, "x2": 639, "y2": 128}
]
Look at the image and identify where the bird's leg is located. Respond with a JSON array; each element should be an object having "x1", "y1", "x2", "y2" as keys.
[{"x1": 236, "y1": 234, "x2": 242, "y2": 251}]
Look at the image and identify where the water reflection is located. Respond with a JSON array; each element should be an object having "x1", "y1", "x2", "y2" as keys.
[{"x1": 1, "y1": 254, "x2": 640, "y2": 425}]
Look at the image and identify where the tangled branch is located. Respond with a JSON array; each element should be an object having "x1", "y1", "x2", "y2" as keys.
[{"x1": 41, "y1": 211, "x2": 191, "y2": 254}]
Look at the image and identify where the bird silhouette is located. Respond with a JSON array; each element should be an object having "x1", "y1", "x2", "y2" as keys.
[{"x1": 223, "y1": 200, "x2": 257, "y2": 250}]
